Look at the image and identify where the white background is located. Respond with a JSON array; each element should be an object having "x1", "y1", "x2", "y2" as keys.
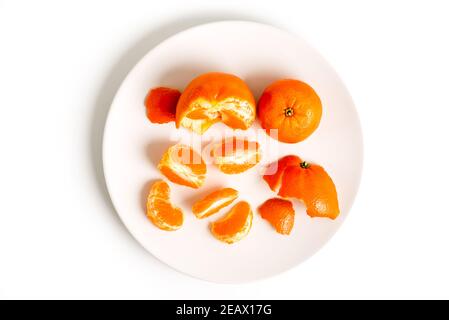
[{"x1": 1, "y1": 0, "x2": 448, "y2": 300}]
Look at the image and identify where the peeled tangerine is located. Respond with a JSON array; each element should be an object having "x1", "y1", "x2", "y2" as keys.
[
  {"x1": 264, "y1": 155, "x2": 340, "y2": 220},
  {"x1": 259, "y1": 198, "x2": 295, "y2": 235},
  {"x1": 158, "y1": 144, "x2": 206, "y2": 189},
  {"x1": 175, "y1": 72, "x2": 256, "y2": 134},
  {"x1": 146, "y1": 180, "x2": 183, "y2": 231},
  {"x1": 210, "y1": 201, "x2": 253, "y2": 244},
  {"x1": 192, "y1": 188, "x2": 239, "y2": 219},
  {"x1": 211, "y1": 137, "x2": 261, "y2": 174}
]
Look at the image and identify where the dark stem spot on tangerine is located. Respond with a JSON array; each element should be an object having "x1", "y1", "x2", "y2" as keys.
[
  {"x1": 300, "y1": 161, "x2": 310, "y2": 169},
  {"x1": 284, "y1": 107, "x2": 294, "y2": 117}
]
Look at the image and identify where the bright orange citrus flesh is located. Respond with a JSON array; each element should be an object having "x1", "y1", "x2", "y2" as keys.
[
  {"x1": 278, "y1": 160, "x2": 340, "y2": 220},
  {"x1": 145, "y1": 87, "x2": 181, "y2": 124},
  {"x1": 158, "y1": 144, "x2": 206, "y2": 189},
  {"x1": 192, "y1": 188, "x2": 239, "y2": 219},
  {"x1": 263, "y1": 155, "x2": 302, "y2": 192},
  {"x1": 258, "y1": 79, "x2": 322, "y2": 143},
  {"x1": 176, "y1": 72, "x2": 256, "y2": 134},
  {"x1": 146, "y1": 180, "x2": 183, "y2": 231},
  {"x1": 259, "y1": 198, "x2": 295, "y2": 235},
  {"x1": 211, "y1": 137, "x2": 261, "y2": 174},
  {"x1": 210, "y1": 201, "x2": 253, "y2": 244}
]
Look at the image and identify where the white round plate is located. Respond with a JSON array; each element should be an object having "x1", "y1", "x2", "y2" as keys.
[{"x1": 103, "y1": 21, "x2": 363, "y2": 283}]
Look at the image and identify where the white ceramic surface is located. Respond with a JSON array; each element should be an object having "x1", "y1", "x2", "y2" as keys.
[{"x1": 103, "y1": 21, "x2": 363, "y2": 283}]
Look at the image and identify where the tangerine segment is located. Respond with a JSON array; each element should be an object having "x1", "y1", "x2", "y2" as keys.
[
  {"x1": 176, "y1": 72, "x2": 256, "y2": 134},
  {"x1": 158, "y1": 144, "x2": 206, "y2": 189},
  {"x1": 258, "y1": 79, "x2": 322, "y2": 143},
  {"x1": 279, "y1": 161, "x2": 340, "y2": 220},
  {"x1": 263, "y1": 155, "x2": 302, "y2": 192},
  {"x1": 192, "y1": 188, "x2": 239, "y2": 219},
  {"x1": 211, "y1": 137, "x2": 261, "y2": 174},
  {"x1": 210, "y1": 201, "x2": 253, "y2": 244},
  {"x1": 259, "y1": 198, "x2": 295, "y2": 235},
  {"x1": 146, "y1": 180, "x2": 183, "y2": 231},
  {"x1": 145, "y1": 87, "x2": 181, "y2": 124}
]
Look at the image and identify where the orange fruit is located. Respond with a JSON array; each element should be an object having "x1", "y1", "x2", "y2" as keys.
[
  {"x1": 211, "y1": 137, "x2": 261, "y2": 174},
  {"x1": 263, "y1": 155, "x2": 302, "y2": 192},
  {"x1": 259, "y1": 198, "x2": 295, "y2": 235},
  {"x1": 192, "y1": 188, "x2": 239, "y2": 219},
  {"x1": 158, "y1": 144, "x2": 206, "y2": 189},
  {"x1": 258, "y1": 79, "x2": 322, "y2": 143},
  {"x1": 210, "y1": 201, "x2": 253, "y2": 244},
  {"x1": 279, "y1": 160, "x2": 340, "y2": 220},
  {"x1": 176, "y1": 72, "x2": 256, "y2": 134},
  {"x1": 146, "y1": 180, "x2": 183, "y2": 231},
  {"x1": 145, "y1": 87, "x2": 181, "y2": 123}
]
